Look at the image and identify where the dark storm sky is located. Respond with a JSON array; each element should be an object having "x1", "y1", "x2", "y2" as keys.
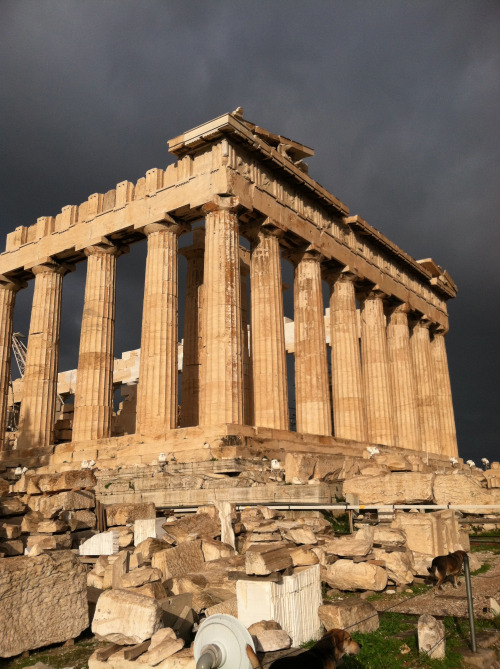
[{"x1": 1, "y1": 1, "x2": 498, "y2": 463}]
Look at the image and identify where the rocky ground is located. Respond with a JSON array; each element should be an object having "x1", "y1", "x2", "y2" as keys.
[{"x1": 1, "y1": 464, "x2": 500, "y2": 668}]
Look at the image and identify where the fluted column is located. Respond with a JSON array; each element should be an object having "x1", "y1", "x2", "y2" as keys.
[
  {"x1": 360, "y1": 289, "x2": 395, "y2": 445},
  {"x1": 200, "y1": 197, "x2": 244, "y2": 425},
  {"x1": 17, "y1": 262, "x2": 66, "y2": 449},
  {"x1": 386, "y1": 303, "x2": 421, "y2": 450},
  {"x1": 240, "y1": 263, "x2": 253, "y2": 425},
  {"x1": 72, "y1": 242, "x2": 121, "y2": 442},
  {"x1": 328, "y1": 270, "x2": 366, "y2": 441},
  {"x1": 0, "y1": 278, "x2": 22, "y2": 451},
  {"x1": 293, "y1": 250, "x2": 331, "y2": 436},
  {"x1": 180, "y1": 228, "x2": 204, "y2": 428},
  {"x1": 250, "y1": 223, "x2": 289, "y2": 430},
  {"x1": 411, "y1": 317, "x2": 440, "y2": 454},
  {"x1": 136, "y1": 219, "x2": 187, "y2": 436},
  {"x1": 431, "y1": 328, "x2": 458, "y2": 457}
]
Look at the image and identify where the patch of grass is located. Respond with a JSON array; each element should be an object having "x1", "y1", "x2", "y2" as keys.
[
  {"x1": 405, "y1": 582, "x2": 433, "y2": 596},
  {"x1": 322, "y1": 511, "x2": 351, "y2": 535},
  {"x1": 470, "y1": 544, "x2": 500, "y2": 555},
  {"x1": 342, "y1": 613, "x2": 417, "y2": 669},
  {"x1": 471, "y1": 562, "x2": 491, "y2": 575},
  {"x1": 300, "y1": 639, "x2": 315, "y2": 649},
  {"x1": 470, "y1": 530, "x2": 500, "y2": 537},
  {"x1": 339, "y1": 613, "x2": 471, "y2": 668},
  {"x1": 366, "y1": 591, "x2": 389, "y2": 602},
  {"x1": 477, "y1": 615, "x2": 500, "y2": 632},
  {"x1": 3, "y1": 634, "x2": 100, "y2": 669}
]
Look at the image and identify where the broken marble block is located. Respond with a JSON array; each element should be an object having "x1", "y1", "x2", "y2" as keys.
[
  {"x1": 92, "y1": 589, "x2": 164, "y2": 644},
  {"x1": 79, "y1": 530, "x2": 119, "y2": 556},
  {"x1": 0, "y1": 551, "x2": 88, "y2": 658}
]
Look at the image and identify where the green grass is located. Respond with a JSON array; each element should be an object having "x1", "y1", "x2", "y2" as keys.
[
  {"x1": 476, "y1": 615, "x2": 500, "y2": 632},
  {"x1": 1, "y1": 634, "x2": 100, "y2": 669},
  {"x1": 322, "y1": 511, "x2": 351, "y2": 534},
  {"x1": 470, "y1": 529, "x2": 500, "y2": 537},
  {"x1": 471, "y1": 562, "x2": 491, "y2": 575},
  {"x1": 337, "y1": 613, "x2": 484, "y2": 669},
  {"x1": 470, "y1": 543, "x2": 500, "y2": 555}
]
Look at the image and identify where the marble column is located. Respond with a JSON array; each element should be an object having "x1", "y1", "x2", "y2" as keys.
[
  {"x1": 240, "y1": 263, "x2": 253, "y2": 425},
  {"x1": 360, "y1": 289, "x2": 395, "y2": 446},
  {"x1": 293, "y1": 250, "x2": 331, "y2": 436},
  {"x1": 17, "y1": 262, "x2": 66, "y2": 449},
  {"x1": 250, "y1": 223, "x2": 289, "y2": 430},
  {"x1": 200, "y1": 197, "x2": 244, "y2": 425},
  {"x1": 411, "y1": 317, "x2": 440, "y2": 454},
  {"x1": 180, "y1": 228, "x2": 204, "y2": 428},
  {"x1": 72, "y1": 242, "x2": 120, "y2": 442},
  {"x1": 0, "y1": 278, "x2": 21, "y2": 451},
  {"x1": 386, "y1": 303, "x2": 421, "y2": 450},
  {"x1": 431, "y1": 328, "x2": 458, "y2": 457},
  {"x1": 328, "y1": 270, "x2": 366, "y2": 441},
  {"x1": 136, "y1": 219, "x2": 187, "y2": 436}
]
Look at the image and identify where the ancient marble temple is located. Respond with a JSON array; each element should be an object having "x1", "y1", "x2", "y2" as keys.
[{"x1": 0, "y1": 110, "x2": 458, "y2": 470}]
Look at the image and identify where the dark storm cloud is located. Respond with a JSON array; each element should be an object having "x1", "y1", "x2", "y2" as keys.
[{"x1": 1, "y1": 0, "x2": 499, "y2": 461}]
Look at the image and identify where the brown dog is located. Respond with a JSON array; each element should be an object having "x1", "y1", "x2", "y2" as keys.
[
  {"x1": 246, "y1": 628, "x2": 361, "y2": 668},
  {"x1": 427, "y1": 550, "x2": 468, "y2": 592}
]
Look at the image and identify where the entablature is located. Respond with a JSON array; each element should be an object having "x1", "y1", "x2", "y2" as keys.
[{"x1": 0, "y1": 110, "x2": 456, "y2": 326}]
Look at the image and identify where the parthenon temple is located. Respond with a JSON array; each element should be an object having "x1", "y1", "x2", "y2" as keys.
[{"x1": 0, "y1": 110, "x2": 459, "y2": 475}]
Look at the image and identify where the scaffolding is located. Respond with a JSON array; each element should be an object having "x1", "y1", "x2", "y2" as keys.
[{"x1": 7, "y1": 332, "x2": 27, "y2": 430}]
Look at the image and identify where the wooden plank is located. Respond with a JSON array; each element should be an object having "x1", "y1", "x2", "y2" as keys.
[
  {"x1": 366, "y1": 560, "x2": 386, "y2": 567},
  {"x1": 352, "y1": 553, "x2": 376, "y2": 563},
  {"x1": 123, "y1": 641, "x2": 151, "y2": 660},
  {"x1": 79, "y1": 556, "x2": 98, "y2": 564},
  {"x1": 95, "y1": 644, "x2": 122, "y2": 661},
  {"x1": 228, "y1": 570, "x2": 283, "y2": 583}
]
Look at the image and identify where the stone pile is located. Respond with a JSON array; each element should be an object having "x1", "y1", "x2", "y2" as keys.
[
  {"x1": 287, "y1": 452, "x2": 500, "y2": 506},
  {"x1": 0, "y1": 475, "x2": 484, "y2": 665},
  {"x1": 82, "y1": 499, "x2": 476, "y2": 668},
  {"x1": 0, "y1": 469, "x2": 98, "y2": 557}
]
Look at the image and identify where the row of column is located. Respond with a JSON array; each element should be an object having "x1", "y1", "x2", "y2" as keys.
[{"x1": 0, "y1": 201, "x2": 458, "y2": 458}]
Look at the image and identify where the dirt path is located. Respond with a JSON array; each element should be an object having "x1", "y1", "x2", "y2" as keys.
[{"x1": 372, "y1": 552, "x2": 500, "y2": 619}]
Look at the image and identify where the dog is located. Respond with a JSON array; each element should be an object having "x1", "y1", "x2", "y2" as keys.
[
  {"x1": 246, "y1": 628, "x2": 361, "y2": 668},
  {"x1": 427, "y1": 549, "x2": 468, "y2": 592}
]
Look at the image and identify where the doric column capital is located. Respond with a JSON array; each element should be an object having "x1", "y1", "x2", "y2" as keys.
[
  {"x1": 386, "y1": 301, "x2": 411, "y2": 319},
  {"x1": 432, "y1": 323, "x2": 449, "y2": 336},
  {"x1": 412, "y1": 314, "x2": 434, "y2": 330},
  {"x1": 144, "y1": 213, "x2": 190, "y2": 238},
  {"x1": 261, "y1": 217, "x2": 286, "y2": 237},
  {"x1": 323, "y1": 265, "x2": 360, "y2": 287},
  {"x1": 180, "y1": 227, "x2": 206, "y2": 261},
  {"x1": 246, "y1": 218, "x2": 286, "y2": 248},
  {"x1": 285, "y1": 245, "x2": 324, "y2": 267},
  {"x1": 32, "y1": 260, "x2": 70, "y2": 277},
  {"x1": 202, "y1": 195, "x2": 240, "y2": 215},
  {"x1": 392, "y1": 302, "x2": 411, "y2": 314},
  {"x1": 84, "y1": 239, "x2": 128, "y2": 258},
  {"x1": 358, "y1": 285, "x2": 389, "y2": 303},
  {"x1": 0, "y1": 274, "x2": 25, "y2": 292}
]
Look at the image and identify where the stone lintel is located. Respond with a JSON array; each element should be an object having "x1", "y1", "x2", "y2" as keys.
[
  {"x1": 347, "y1": 216, "x2": 441, "y2": 287},
  {"x1": 230, "y1": 171, "x2": 450, "y2": 328},
  {"x1": 0, "y1": 113, "x2": 454, "y2": 325}
]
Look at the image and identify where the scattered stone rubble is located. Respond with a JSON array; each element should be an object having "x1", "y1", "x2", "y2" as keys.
[{"x1": 0, "y1": 464, "x2": 499, "y2": 664}]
